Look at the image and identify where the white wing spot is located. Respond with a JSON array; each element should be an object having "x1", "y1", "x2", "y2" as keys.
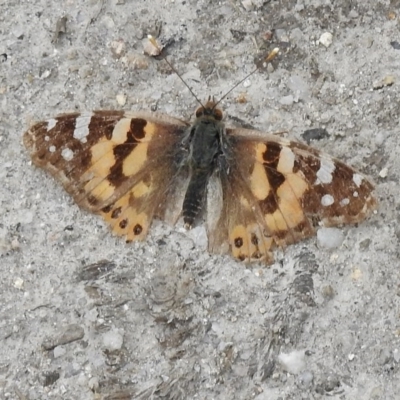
[
  {"x1": 315, "y1": 157, "x2": 336, "y2": 185},
  {"x1": 353, "y1": 191, "x2": 359, "y2": 197},
  {"x1": 73, "y1": 112, "x2": 93, "y2": 141},
  {"x1": 321, "y1": 194, "x2": 334, "y2": 206},
  {"x1": 353, "y1": 173, "x2": 363, "y2": 187},
  {"x1": 49, "y1": 145, "x2": 56, "y2": 153},
  {"x1": 61, "y1": 148, "x2": 74, "y2": 161},
  {"x1": 47, "y1": 119, "x2": 57, "y2": 131},
  {"x1": 340, "y1": 198, "x2": 350, "y2": 206}
]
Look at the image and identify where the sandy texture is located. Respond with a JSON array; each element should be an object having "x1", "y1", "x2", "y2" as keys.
[{"x1": 1, "y1": 0, "x2": 399, "y2": 399}]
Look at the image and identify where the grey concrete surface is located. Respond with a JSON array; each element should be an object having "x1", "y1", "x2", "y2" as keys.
[{"x1": 1, "y1": 0, "x2": 399, "y2": 399}]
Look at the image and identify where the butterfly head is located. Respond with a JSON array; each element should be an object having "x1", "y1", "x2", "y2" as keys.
[{"x1": 195, "y1": 98, "x2": 223, "y2": 121}]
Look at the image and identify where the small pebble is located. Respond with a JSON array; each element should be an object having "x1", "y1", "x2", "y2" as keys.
[
  {"x1": 103, "y1": 329, "x2": 124, "y2": 351},
  {"x1": 319, "y1": 32, "x2": 333, "y2": 48},
  {"x1": 373, "y1": 75, "x2": 395, "y2": 90},
  {"x1": 41, "y1": 371, "x2": 60, "y2": 387},
  {"x1": 243, "y1": 79, "x2": 251, "y2": 88},
  {"x1": 88, "y1": 376, "x2": 99, "y2": 391},
  {"x1": 13, "y1": 277, "x2": 24, "y2": 289},
  {"x1": 393, "y1": 348, "x2": 400, "y2": 363},
  {"x1": 298, "y1": 370, "x2": 314, "y2": 386},
  {"x1": 351, "y1": 267, "x2": 362, "y2": 281},
  {"x1": 53, "y1": 346, "x2": 66, "y2": 358},
  {"x1": 42, "y1": 324, "x2": 85, "y2": 350},
  {"x1": 116, "y1": 93, "x2": 127, "y2": 106},
  {"x1": 317, "y1": 227, "x2": 344, "y2": 249},
  {"x1": 280, "y1": 95, "x2": 294, "y2": 106},
  {"x1": 379, "y1": 167, "x2": 388, "y2": 178},
  {"x1": 278, "y1": 350, "x2": 306, "y2": 374},
  {"x1": 40, "y1": 70, "x2": 51, "y2": 79},
  {"x1": 321, "y1": 285, "x2": 335, "y2": 299},
  {"x1": 390, "y1": 41, "x2": 400, "y2": 50},
  {"x1": 110, "y1": 39, "x2": 126, "y2": 58},
  {"x1": 349, "y1": 10, "x2": 359, "y2": 18},
  {"x1": 241, "y1": 0, "x2": 254, "y2": 11},
  {"x1": 11, "y1": 238, "x2": 20, "y2": 250},
  {"x1": 374, "y1": 132, "x2": 384, "y2": 146}
]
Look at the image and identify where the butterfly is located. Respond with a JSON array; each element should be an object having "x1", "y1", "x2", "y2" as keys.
[{"x1": 23, "y1": 44, "x2": 376, "y2": 264}]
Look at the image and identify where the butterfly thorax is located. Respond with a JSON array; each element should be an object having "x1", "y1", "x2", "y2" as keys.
[{"x1": 182, "y1": 104, "x2": 225, "y2": 228}]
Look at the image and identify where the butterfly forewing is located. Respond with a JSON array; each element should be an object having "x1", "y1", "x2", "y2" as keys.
[{"x1": 24, "y1": 111, "x2": 190, "y2": 242}]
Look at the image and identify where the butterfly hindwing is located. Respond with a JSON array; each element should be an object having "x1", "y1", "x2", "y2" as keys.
[{"x1": 207, "y1": 127, "x2": 376, "y2": 262}]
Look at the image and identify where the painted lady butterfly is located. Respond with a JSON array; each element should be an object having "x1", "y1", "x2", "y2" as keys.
[{"x1": 23, "y1": 48, "x2": 376, "y2": 264}]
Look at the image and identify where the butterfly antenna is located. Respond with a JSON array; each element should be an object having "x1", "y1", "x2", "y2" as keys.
[
  {"x1": 147, "y1": 35, "x2": 204, "y2": 108},
  {"x1": 212, "y1": 47, "x2": 280, "y2": 110}
]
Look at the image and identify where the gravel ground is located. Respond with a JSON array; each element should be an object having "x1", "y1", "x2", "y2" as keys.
[{"x1": 1, "y1": 0, "x2": 400, "y2": 399}]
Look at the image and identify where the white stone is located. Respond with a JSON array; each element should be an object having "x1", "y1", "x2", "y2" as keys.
[
  {"x1": 13, "y1": 277, "x2": 24, "y2": 289},
  {"x1": 393, "y1": 348, "x2": 400, "y2": 363},
  {"x1": 40, "y1": 70, "x2": 51, "y2": 79},
  {"x1": 278, "y1": 350, "x2": 306, "y2": 374},
  {"x1": 88, "y1": 377, "x2": 99, "y2": 391},
  {"x1": 54, "y1": 346, "x2": 66, "y2": 358},
  {"x1": 243, "y1": 79, "x2": 251, "y2": 88},
  {"x1": 319, "y1": 32, "x2": 333, "y2": 48},
  {"x1": 379, "y1": 167, "x2": 388, "y2": 178},
  {"x1": 116, "y1": 93, "x2": 127, "y2": 106},
  {"x1": 102, "y1": 329, "x2": 124, "y2": 351},
  {"x1": 317, "y1": 227, "x2": 344, "y2": 249},
  {"x1": 280, "y1": 95, "x2": 294, "y2": 106},
  {"x1": 299, "y1": 370, "x2": 314, "y2": 386},
  {"x1": 241, "y1": 0, "x2": 254, "y2": 11}
]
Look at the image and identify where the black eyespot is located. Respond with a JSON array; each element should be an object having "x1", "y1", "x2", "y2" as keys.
[{"x1": 234, "y1": 237, "x2": 243, "y2": 248}]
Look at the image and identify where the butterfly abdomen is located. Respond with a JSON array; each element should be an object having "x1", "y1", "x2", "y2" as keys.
[
  {"x1": 183, "y1": 170, "x2": 210, "y2": 228},
  {"x1": 182, "y1": 116, "x2": 224, "y2": 228}
]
